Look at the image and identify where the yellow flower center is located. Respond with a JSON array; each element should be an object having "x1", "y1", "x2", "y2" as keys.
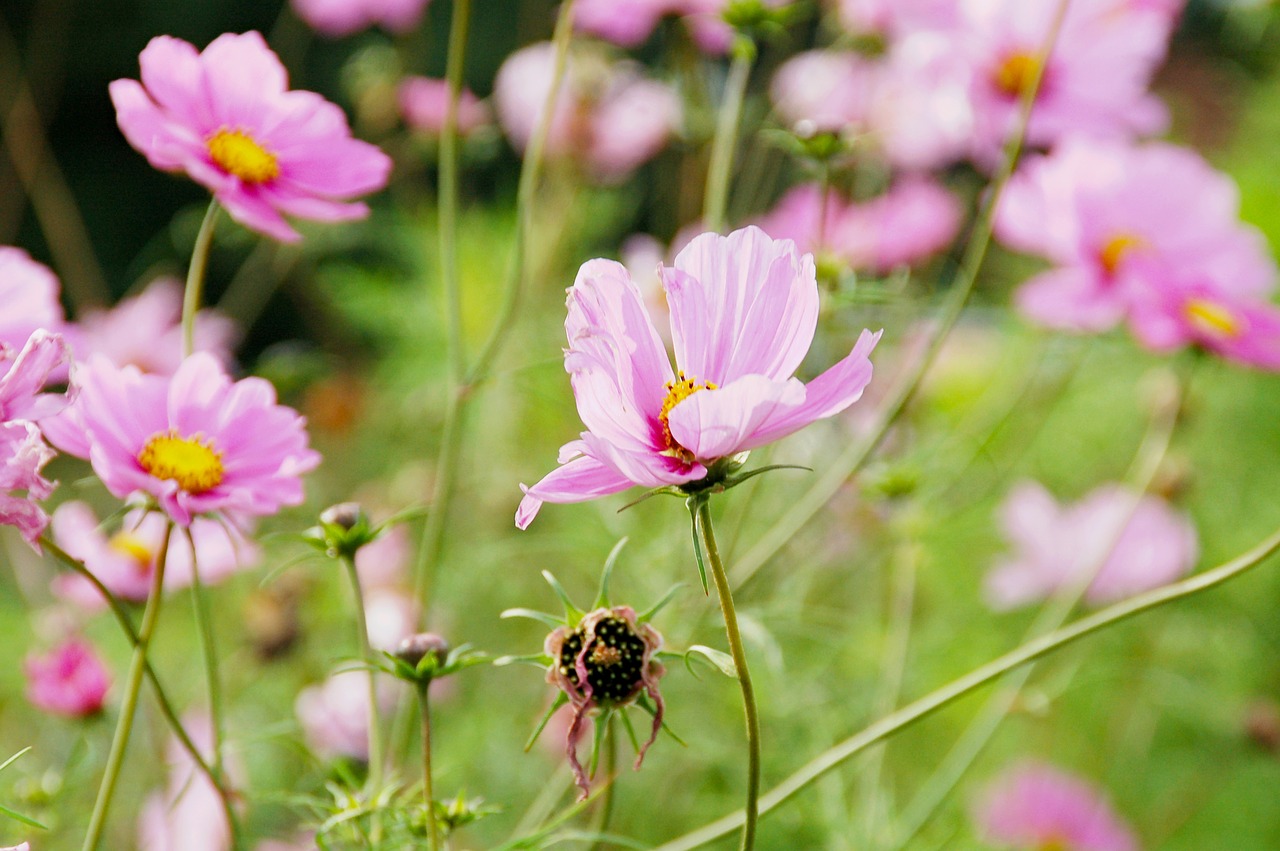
[
  {"x1": 108, "y1": 532, "x2": 154, "y2": 569},
  {"x1": 207, "y1": 128, "x2": 280, "y2": 184},
  {"x1": 659, "y1": 372, "x2": 717, "y2": 462},
  {"x1": 1038, "y1": 840, "x2": 1069, "y2": 851},
  {"x1": 138, "y1": 430, "x2": 225, "y2": 494},
  {"x1": 994, "y1": 51, "x2": 1041, "y2": 98},
  {"x1": 1099, "y1": 233, "x2": 1146, "y2": 274},
  {"x1": 1185, "y1": 297, "x2": 1243, "y2": 339}
]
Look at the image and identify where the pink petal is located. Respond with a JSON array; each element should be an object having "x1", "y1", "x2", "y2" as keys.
[
  {"x1": 1014, "y1": 267, "x2": 1128, "y2": 332},
  {"x1": 666, "y1": 375, "x2": 805, "y2": 461},
  {"x1": 516, "y1": 450, "x2": 637, "y2": 529}
]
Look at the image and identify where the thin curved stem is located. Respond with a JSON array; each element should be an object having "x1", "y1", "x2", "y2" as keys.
[
  {"x1": 438, "y1": 0, "x2": 470, "y2": 388},
  {"x1": 653, "y1": 519, "x2": 1280, "y2": 851},
  {"x1": 82, "y1": 522, "x2": 173, "y2": 851},
  {"x1": 184, "y1": 529, "x2": 230, "y2": 795},
  {"x1": 341, "y1": 555, "x2": 384, "y2": 793},
  {"x1": 693, "y1": 496, "x2": 761, "y2": 851},
  {"x1": 183, "y1": 200, "x2": 220, "y2": 357},
  {"x1": 728, "y1": 0, "x2": 1070, "y2": 592},
  {"x1": 586, "y1": 715, "x2": 617, "y2": 851},
  {"x1": 417, "y1": 683, "x2": 442, "y2": 851},
  {"x1": 703, "y1": 42, "x2": 753, "y2": 233}
]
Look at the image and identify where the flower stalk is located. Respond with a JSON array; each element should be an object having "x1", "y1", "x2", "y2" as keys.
[
  {"x1": 416, "y1": 681, "x2": 442, "y2": 851},
  {"x1": 185, "y1": 528, "x2": 229, "y2": 789},
  {"x1": 703, "y1": 39, "x2": 754, "y2": 233},
  {"x1": 182, "y1": 199, "x2": 220, "y2": 358},
  {"x1": 340, "y1": 554, "x2": 385, "y2": 792}
]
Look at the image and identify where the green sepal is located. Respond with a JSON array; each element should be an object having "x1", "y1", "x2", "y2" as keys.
[
  {"x1": 593, "y1": 537, "x2": 629, "y2": 609},
  {"x1": 541, "y1": 571, "x2": 584, "y2": 623},
  {"x1": 524, "y1": 692, "x2": 570, "y2": 752}
]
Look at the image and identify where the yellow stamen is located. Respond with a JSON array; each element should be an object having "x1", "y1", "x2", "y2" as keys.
[
  {"x1": 1098, "y1": 233, "x2": 1146, "y2": 274},
  {"x1": 108, "y1": 532, "x2": 154, "y2": 568},
  {"x1": 1185, "y1": 297, "x2": 1243, "y2": 339},
  {"x1": 994, "y1": 51, "x2": 1041, "y2": 98},
  {"x1": 138, "y1": 430, "x2": 225, "y2": 494},
  {"x1": 658, "y1": 372, "x2": 717, "y2": 462},
  {"x1": 207, "y1": 128, "x2": 280, "y2": 184},
  {"x1": 590, "y1": 645, "x2": 622, "y2": 667}
]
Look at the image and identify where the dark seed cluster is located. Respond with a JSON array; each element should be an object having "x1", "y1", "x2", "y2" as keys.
[{"x1": 557, "y1": 616, "x2": 648, "y2": 703}]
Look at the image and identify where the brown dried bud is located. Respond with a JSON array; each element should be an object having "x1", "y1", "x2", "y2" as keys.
[{"x1": 396, "y1": 632, "x2": 450, "y2": 669}]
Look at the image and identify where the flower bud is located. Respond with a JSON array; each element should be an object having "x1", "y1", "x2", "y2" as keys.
[
  {"x1": 396, "y1": 632, "x2": 450, "y2": 669},
  {"x1": 320, "y1": 502, "x2": 364, "y2": 531}
]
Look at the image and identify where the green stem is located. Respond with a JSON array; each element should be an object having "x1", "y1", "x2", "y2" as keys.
[
  {"x1": 82, "y1": 523, "x2": 173, "y2": 851},
  {"x1": 184, "y1": 529, "x2": 229, "y2": 792},
  {"x1": 693, "y1": 497, "x2": 761, "y2": 851},
  {"x1": 438, "y1": 0, "x2": 470, "y2": 388},
  {"x1": 727, "y1": 0, "x2": 1069, "y2": 591},
  {"x1": 417, "y1": 683, "x2": 442, "y2": 851},
  {"x1": 653, "y1": 520, "x2": 1280, "y2": 851},
  {"x1": 702, "y1": 41, "x2": 753, "y2": 233},
  {"x1": 341, "y1": 555, "x2": 384, "y2": 792},
  {"x1": 587, "y1": 716, "x2": 617, "y2": 851},
  {"x1": 183, "y1": 200, "x2": 220, "y2": 358}
]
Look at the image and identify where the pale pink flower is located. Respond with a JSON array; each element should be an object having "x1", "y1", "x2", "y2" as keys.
[
  {"x1": 50, "y1": 501, "x2": 261, "y2": 611},
  {"x1": 769, "y1": 50, "x2": 878, "y2": 134},
  {"x1": 986, "y1": 480, "x2": 1197, "y2": 610},
  {"x1": 45, "y1": 353, "x2": 319, "y2": 526},
  {"x1": 291, "y1": 0, "x2": 429, "y2": 36},
  {"x1": 1127, "y1": 270, "x2": 1280, "y2": 371},
  {"x1": 355, "y1": 521, "x2": 410, "y2": 589},
  {"x1": 110, "y1": 32, "x2": 392, "y2": 242},
  {"x1": 960, "y1": 0, "x2": 1172, "y2": 162},
  {"x1": 494, "y1": 43, "x2": 681, "y2": 184},
  {"x1": 516, "y1": 226, "x2": 880, "y2": 528},
  {"x1": 0, "y1": 247, "x2": 66, "y2": 351},
  {"x1": 1, "y1": 330, "x2": 72, "y2": 423},
  {"x1": 364, "y1": 587, "x2": 419, "y2": 652},
  {"x1": 975, "y1": 761, "x2": 1140, "y2": 851},
  {"x1": 296, "y1": 670, "x2": 394, "y2": 762},
  {"x1": 138, "y1": 713, "x2": 235, "y2": 851},
  {"x1": 70, "y1": 278, "x2": 237, "y2": 375},
  {"x1": 0, "y1": 843, "x2": 29, "y2": 850},
  {"x1": 996, "y1": 138, "x2": 1276, "y2": 332},
  {"x1": 756, "y1": 179, "x2": 961, "y2": 274},
  {"x1": 24, "y1": 639, "x2": 111, "y2": 718},
  {"x1": 836, "y1": 0, "x2": 961, "y2": 37},
  {"x1": 398, "y1": 77, "x2": 490, "y2": 137}
]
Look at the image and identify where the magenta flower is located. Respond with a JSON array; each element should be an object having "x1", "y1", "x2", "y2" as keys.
[
  {"x1": 50, "y1": 501, "x2": 261, "y2": 611},
  {"x1": 109, "y1": 32, "x2": 392, "y2": 242},
  {"x1": 398, "y1": 77, "x2": 490, "y2": 138},
  {"x1": 996, "y1": 138, "x2": 1276, "y2": 332},
  {"x1": 516, "y1": 226, "x2": 880, "y2": 528},
  {"x1": 985, "y1": 480, "x2": 1198, "y2": 610},
  {"x1": 975, "y1": 761, "x2": 1140, "y2": 851},
  {"x1": 291, "y1": 0, "x2": 429, "y2": 36},
  {"x1": 574, "y1": 0, "x2": 676, "y2": 47},
  {"x1": 70, "y1": 278, "x2": 238, "y2": 375},
  {"x1": 45, "y1": 353, "x2": 319, "y2": 526},
  {"x1": 24, "y1": 639, "x2": 111, "y2": 718},
  {"x1": 494, "y1": 43, "x2": 681, "y2": 184},
  {"x1": 0, "y1": 247, "x2": 66, "y2": 351}
]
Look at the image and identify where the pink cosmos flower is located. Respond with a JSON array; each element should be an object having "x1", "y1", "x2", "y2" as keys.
[
  {"x1": 975, "y1": 761, "x2": 1140, "y2": 851},
  {"x1": 138, "y1": 713, "x2": 236, "y2": 851},
  {"x1": 0, "y1": 247, "x2": 66, "y2": 351},
  {"x1": 291, "y1": 0, "x2": 429, "y2": 36},
  {"x1": 836, "y1": 0, "x2": 961, "y2": 37},
  {"x1": 756, "y1": 179, "x2": 961, "y2": 274},
  {"x1": 960, "y1": 0, "x2": 1172, "y2": 162},
  {"x1": 43, "y1": 353, "x2": 319, "y2": 526},
  {"x1": 295, "y1": 670, "x2": 395, "y2": 762},
  {"x1": 769, "y1": 50, "x2": 878, "y2": 135},
  {"x1": 50, "y1": 501, "x2": 261, "y2": 611},
  {"x1": 574, "y1": 0, "x2": 677, "y2": 47},
  {"x1": 516, "y1": 226, "x2": 881, "y2": 528},
  {"x1": 996, "y1": 138, "x2": 1276, "y2": 332},
  {"x1": 985, "y1": 480, "x2": 1198, "y2": 610},
  {"x1": 398, "y1": 77, "x2": 490, "y2": 137},
  {"x1": 494, "y1": 43, "x2": 681, "y2": 184},
  {"x1": 24, "y1": 639, "x2": 111, "y2": 718},
  {"x1": 70, "y1": 278, "x2": 238, "y2": 375},
  {"x1": 109, "y1": 32, "x2": 392, "y2": 242}
]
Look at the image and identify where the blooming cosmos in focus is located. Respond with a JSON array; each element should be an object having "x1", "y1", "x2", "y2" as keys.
[
  {"x1": 516, "y1": 226, "x2": 880, "y2": 529},
  {"x1": 985, "y1": 480, "x2": 1198, "y2": 610},
  {"x1": 109, "y1": 32, "x2": 392, "y2": 242},
  {"x1": 24, "y1": 639, "x2": 111, "y2": 718},
  {"x1": 42, "y1": 353, "x2": 319, "y2": 526},
  {"x1": 974, "y1": 761, "x2": 1140, "y2": 851},
  {"x1": 290, "y1": 0, "x2": 429, "y2": 37}
]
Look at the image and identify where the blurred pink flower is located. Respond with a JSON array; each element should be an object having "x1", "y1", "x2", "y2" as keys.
[
  {"x1": 836, "y1": 0, "x2": 961, "y2": 37},
  {"x1": 0, "y1": 247, "x2": 66, "y2": 351},
  {"x1": 50, "y1": 501, "x2": 261, "y2": 611},
  {"x1": 355, "y1": 521, "x2": 410, "y2": 589},
  {"x1": 516, "y1": 226, "x2": 880, "y2": 528},
  {"x1": 138, "y1": 713, "x2": 235, "y2": 851},
  {"x1": 296, "y1": 670, "x2": 395, "y2": 762},
  {"x1": 986, "y1": 480, "x2": 1198, "y2": 609},
  {"x1": 574, "y1": 0, "x2": 677, "y2": 47},
  {"x1": 364, "y1": 587, "x2": 419, "y2": 652},
  {"x1": 996, "y1": 138, "x2": 1276, "y2": 332},
  {"x1": 1127, "y1": 270, "x2": 1280, "y2": 371},
  {"x1": 70, "y1": 278, "x2": 237, "y2": 375},
  {"x1": 44, "y1": 353, "x2": 319, "y2": 526},
  {"x1": 769, "y1": 50, "x2": 877, "y2": 134},
  {"x1": 291, "y1": 0, "x2": 429, "y2": 36},
  {"x1": 398, "y1": 77, "x2": 490, "y2": 137},
  {"x1": 960, "y1": 0, "x2": 1171, "y2": 161},
  {"x1": 494, "y1": 43, "x2": 681, "y2": 184},
  {"x1": 756, "y1": 178, "x2": 961, "y2": 274},
  {"x1": 975, "y1": 761, "x2": 1140, "y2": 851},
  {"x1": 24, "y1": 639, "x2": 110, "y2": 718},
  {"x1": 110, "y1": 32, "x2": 392, "y2": 242}
]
